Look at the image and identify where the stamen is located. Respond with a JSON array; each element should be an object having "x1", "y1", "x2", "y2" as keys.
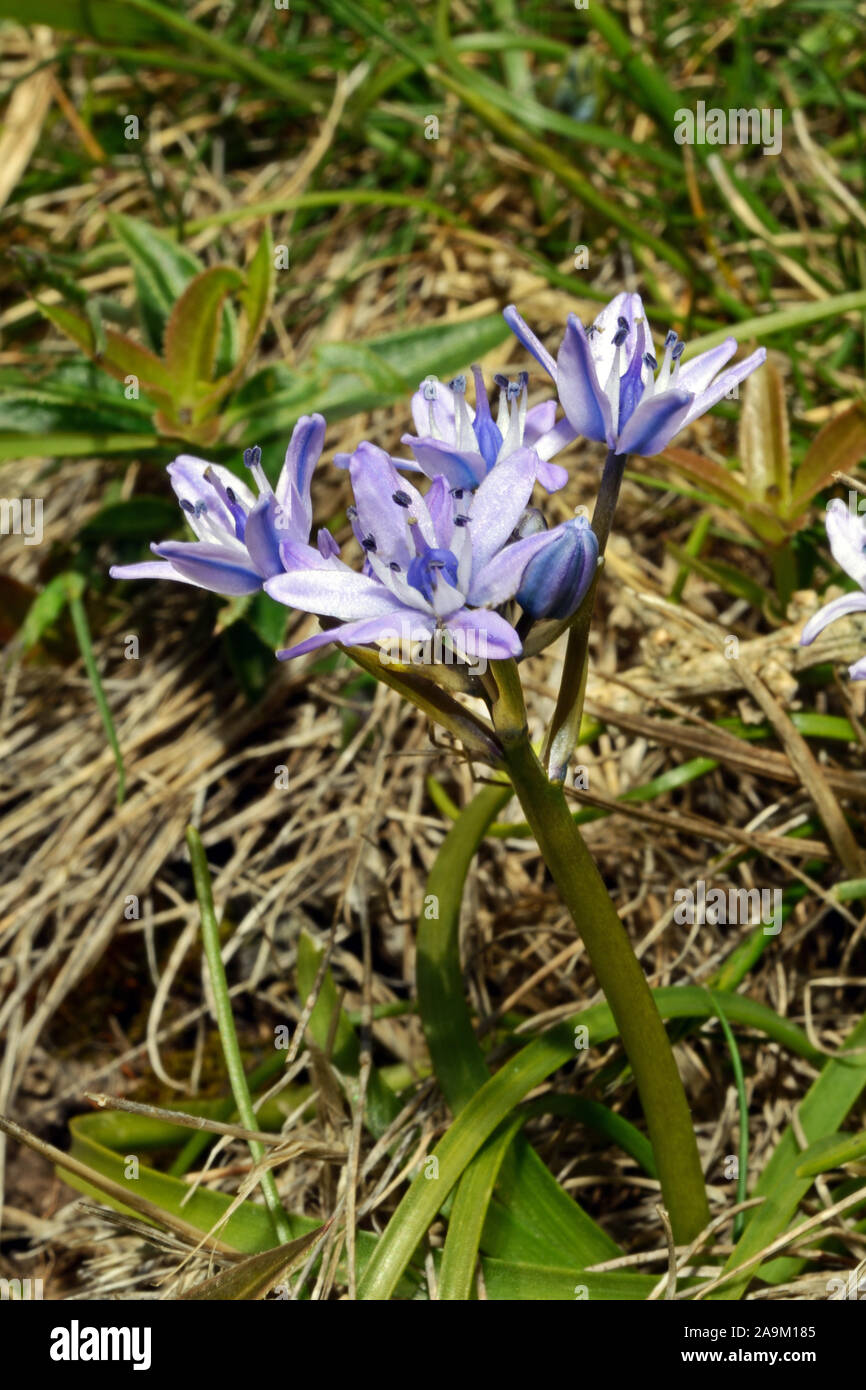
[
  {"x1": 617, "y1": 315, "x2": 629, "y2": 330},
  {"x1": 242, "y1": 443, "x2": 272, "y2": 497},
  {"x1": 612, "y1": 326, "x2": 628, "y2": 348},
  {"x1": 454, "y1": 515, "x2": 471, "y2": 527},
  {"x1": 180, "y1": 499, "x2": 195, "y2": 514},
  {"x1": 346, "y1": 505, "x2": 358, "y2": 520},
  {"x1": 448, "y1": 374, "x2": 467, "y2": 394},
  {"x1": 389, "y1": 561, "x2": 401, "y2": 572},
  {"x1": 451, "y1": 488, "x2": 464, "y2": 499},
  {"x1": 422, "y1": 377, "x2": 438, "y2": 401},
  {"x1": 644, "y1": 353, "x2": 657, "y2": 371},
  {"x1": 361, "y1": 534, "x2": 377, "y2": 552},
  {"x1": 392, "y1": 490, "x2": 411, "y2": 507}
]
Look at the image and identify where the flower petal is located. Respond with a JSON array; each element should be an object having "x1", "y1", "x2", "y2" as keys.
[
  {"x1": 556, "y1": 315, "x2": 611, "y2": 445},
  {"x1": 168, "y1": 456, "x2": 254, "y2": 538},
  {"x1": 467, "y1": 447, "x2": 539, "y2": 580},
  {"x1": 265, "y1": 566, "x2": 404, "y2": 621},
  {"x1": 682, "y1": 348, "x2": 767, "y2": 427},
  {"x1": 244, "y1": 494, "x2": 284, "y2": 578},
  {"x1": 535, "y1": 459, "x2": 569, "y2": 492},
  {"x1": 151, "y1": 541, "x2": 262, "y2": 594},
  {"x1": 800, "y1": 590, "x2": 866, "y2": 646},
  {"x1": 445, "y1": 606, "x2": 522, "y2": 661},
  {"x1": 402, "y1": 436, "x2": 485, "y2": 491},
  {"x1": 277, "y1": 608, "x2": 434, "y2": 661},
  {"x1": 469, "y1": 526, "x2": 570, "y2": 607},
  {"x1": 826, "y1": 497, "x2": 866, "y2": 589},
  {"x1": 676, "y1": 338, "x2": 737, "y2": 395},
  {"x1": 615, "y1": 387, "x2": 692, "y2": 457},
  {"x1": 109, "y1": 560, "x2": 199, "y2": 586},
  {"x1": 275, "y1": 413, "x2": 326, "y2": 537},
  {"x1": 848, "y1": 655, "x2": 866, "y2": 680},
  {"x1": 503, "y1": 305, "x2": 557, "y2": 379}
]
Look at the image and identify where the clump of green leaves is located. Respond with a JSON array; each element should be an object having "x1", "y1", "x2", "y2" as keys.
[{"x1": 39, "y1": 215, "x2": 274, "y2": 448}]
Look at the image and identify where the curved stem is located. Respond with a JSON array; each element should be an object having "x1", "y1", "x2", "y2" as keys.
[{"x1": 491, "y1": 662, "x2": 710, "y2": 1244}]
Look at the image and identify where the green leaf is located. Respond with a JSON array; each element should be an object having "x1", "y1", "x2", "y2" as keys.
[
  {"x1": 357, "y1": 985, "x2": 823, "y2": 1299},
  {"x1": 0, "y1": 364, "x2": 152, "y2": 436},
  {"x1": 439, "y1": 1116, "x2": 525, "y2": 1300},
  {"x1": 18, "y1": 572, "x2": 82, "y2": 652},
  {"x1": 226, "y1": 313, "x2": 511, "y2": 437},
  {"x1": 795, "y1": 1130, "x2": 866, "y2": 1178},
  {"x1": 415, "y1": 781, "x2": 620, "y2": 1268},
  {"x1": 710, "y1": 1008, "x2": 866, "y2": 1299},
  {"x1": 163, "y1": 266, "x2": 244, "y2": 408},
  {"x1": 178, "y1": 1225, "x2": 329, "y2": 1299},
  {"x1": 0, "y1": 431, "x2": 158, "y2": 462},
  {"x1": 239, "y1": 223, "x2": 274, "y2": 365},
  {"x1": 108, "y1": 213, "x2": 204, "y2": 352},
  {"x1": 38, "y1": 301, "x2": 175, "y2": 408},
  {"x1": 0, "y1": 0, "x2": 161, "y2": 38},
  {"x1": 480, "y1": 1258, "x2": 655, "y2": 1301},
  {"x1": 789, "y1": 402, "x2": 866, "y2": 514}
]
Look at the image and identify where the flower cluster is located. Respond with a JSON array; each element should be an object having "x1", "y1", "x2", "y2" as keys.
[{"x1": 111, "y1": 293, "x2": 768, "y2": 671}]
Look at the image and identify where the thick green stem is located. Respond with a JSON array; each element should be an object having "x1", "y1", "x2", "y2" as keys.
[{"x1": 491, "y1": 664, "x2": 710, "y2": 1244}]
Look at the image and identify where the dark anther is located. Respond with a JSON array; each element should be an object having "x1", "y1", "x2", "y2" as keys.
[
  {"x1": 392, "y1": 490, "x2": 411, "y2": 507},
  {"x1": 361, "y1": 534, "x2": 377, "y2": 552}
]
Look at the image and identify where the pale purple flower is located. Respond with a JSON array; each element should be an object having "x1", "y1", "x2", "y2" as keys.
[
  {"x1": 265, "y1": 443, "x2": 597, "y2": 663},
  {"x1": 336, "y1": 367, "x2": 572, "y2": 494},
  {"x1": 504, "y1": 292, "x2": 766, "y2": 458},
  {"x1": 109, "y1": 415, "x2": 326, "y2": 595},
  {"x1": 800, "y1": 498, "x2": 866, "y2": 679}
]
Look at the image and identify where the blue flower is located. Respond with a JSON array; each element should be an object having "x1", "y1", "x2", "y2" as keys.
[
  {"x1": 800, "y1": 498, "x2": 866, "y2": 679},
  {"x1": 265, "y1": 444, "x2": 597, "y2": 664},
  {"x1": 337, "y1": 366, "x2": 573, "y2": 495},
  {"x1": 109, "y1": 415, "x2": 326, "y2": 595},
  {"x1": 504, "y1": 293, "x2": 767, "y2": 458}
]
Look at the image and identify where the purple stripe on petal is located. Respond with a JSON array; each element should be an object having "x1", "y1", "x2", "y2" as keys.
[
  {"x1": 503, "y1": 305, "x2": 557, "y2": 379},
  {"x1": 556, "y1": 316, "x2": 611, "y2": 445},
  {"x1": 244, "y1": 494, "x2": 284, "y2": 578},
  {"x1": 402, "y1": 437, "x2": 485, "y2": 490},
  {"x1": 152, "y1": 541, "x2": 262, "y2": 595},
  {"x1": 615, "y1": 387, "x2": 692, "y2": 457},
  {"x1": 276, "y1": 608, "x2": 434, "y2": 662}
]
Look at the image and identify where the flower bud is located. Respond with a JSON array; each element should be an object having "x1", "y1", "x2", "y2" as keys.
[{"x1": 516, "y1": 516, "x2": 598, "y2": 621}]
